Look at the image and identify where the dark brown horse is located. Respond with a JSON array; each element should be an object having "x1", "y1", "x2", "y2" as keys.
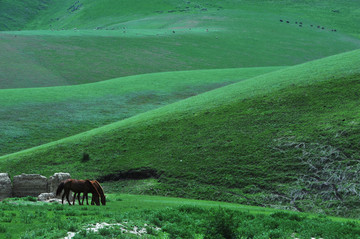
[
  {"x1": 91, "y1": 180, "x2": 106, "y2": 205},
  {"x1": 56, "y1": 179, "x2": 100, "y2": 206},
  {"x1": 73, "y1": 180, "x2": 106, "y2": 205}
]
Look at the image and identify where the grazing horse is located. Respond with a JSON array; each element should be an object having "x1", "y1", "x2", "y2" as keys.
[
  {"x1": 91, "y1": 180, "x2": 106, "y2": 205},
  {"x1": 73, "y1": 180, "x2": 106, "y2": 205},
  {"x1": 56, "y1": 179, "x2": 100, "y2": 206}
]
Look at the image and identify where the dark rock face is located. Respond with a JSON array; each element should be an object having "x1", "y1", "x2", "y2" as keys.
[{"x1": 12, "y1": 174, "x2": 48, "y2": 197}]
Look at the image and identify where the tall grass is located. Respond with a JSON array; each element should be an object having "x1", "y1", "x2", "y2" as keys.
[{"x1": 1, "y1": 195, "x2": 360, "y2": 238}]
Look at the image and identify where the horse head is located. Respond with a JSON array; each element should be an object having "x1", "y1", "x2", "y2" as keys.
[
  {"x1": 86, "y1": 180, "x2": 100, "y2": 206},
  {"x1": 93, "y1": 180, "x2": 106, "y2": 205},
  {"x1": 101, "y1": 194, "x2": 106, "y2": 205}
]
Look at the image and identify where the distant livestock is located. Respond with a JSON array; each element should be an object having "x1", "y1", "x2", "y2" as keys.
[{"x1": 278, "y1": 19, "x2": 336, "y2": 33}]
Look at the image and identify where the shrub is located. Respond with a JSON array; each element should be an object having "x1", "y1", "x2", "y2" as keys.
[
  {"x1": 204, "y1": 208, "x2": 238, "y2": 239},
  {"x1": 0, "y1": 225, "x2": 6, "y2": 233},
  {"x1": 23, "y1": 196, "x2": 37, "y2": 202},
  {"x1": 81, "y1": 152, "x2": 90, "y2": 162}
]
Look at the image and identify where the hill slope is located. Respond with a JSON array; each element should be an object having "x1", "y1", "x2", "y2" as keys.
[
  {"x1": 0, "y1": 0, "x2": 51, "y2": 31},
  {"x1": 1, "y1": 49, "x2": 359, "y2": 216},
  {"x1": 1, "y1": 0, "x2": 360, "y2": 88},
  {"x1": 0, "y1": 66, "x2": 283, "y2": 156}
]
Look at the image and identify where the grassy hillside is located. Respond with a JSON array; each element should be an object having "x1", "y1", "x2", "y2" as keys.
[
  {"x1": 0, "y1": 66, "x2": 283, "y2": 156},
  {"x1": 1, "y1": 0, "x2": 360, "y2": 88},
  {"x1": 5, "y1": 0, "x2": 360, "y2": 38},
  {"x1": 0, "y1": 0, "x2": 51, "y2": 31},
  {"x1": 1, "y1": 49, "x2": 359, "y2": 216}
]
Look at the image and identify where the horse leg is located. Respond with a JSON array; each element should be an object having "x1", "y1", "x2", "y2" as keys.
[
  {"x1": 73, "y1": 193, "x2": 77, "y2": 205},
  {"x1": 77, "y1": 193, "x2": 82, "y2": 205},
  {"x1": 81, "y1": 193, "x2": 86, "y2": 205},
  {"x1": 62, "y1": 193, "x2": 65, "y2": 204},
  {"x1": 86, "y1": 194, "x2": 89, "y2": 205},
  {"x1": 65, "y1": 189, "x2": 71, "y2": 205}
]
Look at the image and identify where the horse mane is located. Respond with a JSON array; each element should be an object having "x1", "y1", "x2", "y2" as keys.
[
  {"x1": 93, "y1": 180, "x2": 105, "y2": 196},
  {"x1": 86, "y1": 180, "x2": 100, "y2": 197}
]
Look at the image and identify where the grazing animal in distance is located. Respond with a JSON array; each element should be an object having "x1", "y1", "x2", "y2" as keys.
[{"x1": 56, "y1": 179, "x2": 100, "y2": 206}]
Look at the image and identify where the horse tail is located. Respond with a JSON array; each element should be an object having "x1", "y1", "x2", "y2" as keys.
[{"x1": 56, "y1": 181, "x2": 65, "y2": 196}]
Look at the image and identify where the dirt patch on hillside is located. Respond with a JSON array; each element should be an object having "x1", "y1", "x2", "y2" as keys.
[{"x1": 97, "y1": 167, "x2": 161, "y2": 182}]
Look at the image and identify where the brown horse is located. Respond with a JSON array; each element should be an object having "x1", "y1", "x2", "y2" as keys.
[
  {"x1": 56, "y1": 179, "x2": 100, "y2": 206},
  {"x1": 73, "y1": 180, "x2": 106, "y2": 205},
  {"x1": 91, "y1": 180, "x2": 106, "y2": 205}
]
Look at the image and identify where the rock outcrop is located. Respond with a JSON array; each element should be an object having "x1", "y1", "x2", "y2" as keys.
[
  {"x1": 0, "y1": 172, "x2": 71, "y2": 200},
  {"x1": 0, "y1": 173, "x2": 12, "y2": 200},
  {"x1": 12, "y1": 174, "x2": 48, "y2": 197},
  {"x1": 48, "y1": 172, "x2": 71, "y2": 197},
  {"x1": 38, "y1": 192, "x2": 61, "y2": 203}
]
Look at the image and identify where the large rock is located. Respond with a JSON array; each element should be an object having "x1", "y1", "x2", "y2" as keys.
[
  {"x1": 38, "y1": 192, "x2": 55, "y2": 201},
  {"x1": 38, "y1": 192, "x2": 61, "y2": 203},
  {"x1": 48, "y1": 172, "x2": 71, "y2": 198},
  {"x1": 0, "y1": 173, "x2": 12, "y2": 200},
  {"x1": 12, "y1": 174, "x2": 48, "y2": 197}
]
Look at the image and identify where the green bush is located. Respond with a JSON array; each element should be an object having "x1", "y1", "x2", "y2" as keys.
[
  {"x1": 0, "y1": 224, "x2": 6, "y2": 233},
  {"x1": 23, "y1": 196, "x2": 37, "y2": 202},
  {"x1": 204, "y1": 208, "x2": 238, "y2": 239}
]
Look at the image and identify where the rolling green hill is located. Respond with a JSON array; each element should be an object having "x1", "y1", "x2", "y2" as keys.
[
  {"x1": 0, "y1": 0, "x2": 51, "y2": 31},
  {"x1": 1, "y1": 0, "x2": 360, "y2": 220},
  {"x1": 1, "y1": 49, "x2": 359, "y2": 216},
  {"x1": 0, "y1": 66, "x2": 283, "y2": 156},
  {"x1": 1, "y1": 0, "x2": 360, "y2": 88}
]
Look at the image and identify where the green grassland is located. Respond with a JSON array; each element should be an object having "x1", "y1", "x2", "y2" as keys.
[
  {"x1": 1, "y1": 49, "x2": 359, "y2": 216},
  {"x1": 0, "y1": 66, "x2": 283, "y2": 156},
  {"x1": 1, "y1": 0, "x2": 360, "y2": 88},
  {"x1": 1, "y1": 195, "x2": 360, "y2": 239},
  {"x1": 1, "y1": 1, "x2": 360, "y2": 235}
]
